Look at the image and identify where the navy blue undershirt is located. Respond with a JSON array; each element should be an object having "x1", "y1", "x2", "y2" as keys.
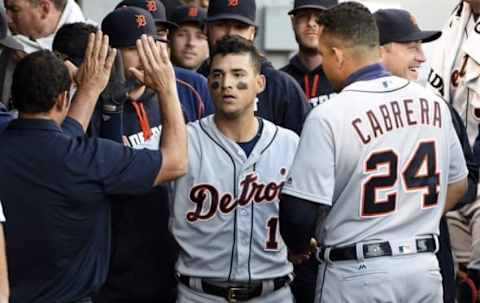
[
  {"x1": 237, "y1": 118, "x2": 263, "y2": 158},
  {"x1": 280, "y1": 63, "x2": 392, "y2": 253}
]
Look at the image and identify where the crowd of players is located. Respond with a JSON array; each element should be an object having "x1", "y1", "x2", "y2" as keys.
[{"x1": 0, "y1": 0, "x2": 478, "y2": 302}]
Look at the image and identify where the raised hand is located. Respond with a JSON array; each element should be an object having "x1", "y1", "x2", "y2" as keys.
[
  {"x1": 129, "y1": 35, "x2": 176, "y2": 94},
  {"x1": 76, "y1": 31, "x2": 117, "y2": 96}
]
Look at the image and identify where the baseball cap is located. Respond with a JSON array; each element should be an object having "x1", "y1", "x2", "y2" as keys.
[
  {"x1": 288, "y1": 0, "x2": 338, "y2": 15},
  {"x1": 207, "y1": 0, "x2": 256, "y2": 27},
  {"x1": 115, "y1": 0, "x2": 178, "y2": 29},
  {"x1": 102, "y1": 7, "x2": 165, "y2": 48},
  {"x1": 0, "y1": 10, "x2": 23, "y2": 51},
  {"x1": 374, "y1": 9, "x2": 441, "y2": 45},
  {"x1": 171, "y1": 5, "x2": 207, "y2": 27}
]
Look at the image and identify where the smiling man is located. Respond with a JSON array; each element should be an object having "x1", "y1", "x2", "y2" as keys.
[
  {"x1": 169, "y1": 5, "x2": 209, "y2": 71},
  {"x1": 374, "y1": 9, "x2": 441, "y2": 81}
]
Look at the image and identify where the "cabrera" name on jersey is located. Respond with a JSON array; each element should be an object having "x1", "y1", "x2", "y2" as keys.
[{"x1": 352, "y1": 98, "x2": 442, "y2": 145}]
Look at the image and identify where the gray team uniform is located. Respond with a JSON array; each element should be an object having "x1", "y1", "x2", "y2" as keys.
[
  {"x1": 170, "y1": 115, "x2": 298, "y2": 303},
  {"x1": 283, "y1": 76, "x2": 468, "y2": 302}
]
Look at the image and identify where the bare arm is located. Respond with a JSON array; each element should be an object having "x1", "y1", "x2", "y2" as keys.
[
  {"x1": 0, "y1": 225, "x2": 8, "y2": 303},
  {"x1": 444, "y1": 177, "x2": 468, "y2": 214},
  {"x1": 130, "y1": 36, "x2": 187, "y2": 185},
  {"x1": 67, "y1": 32, "x2": 117, "y2": 132}
]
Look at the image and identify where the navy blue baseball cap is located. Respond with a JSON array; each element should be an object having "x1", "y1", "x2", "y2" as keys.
[
  {"x1": 115, "y1": 0, "x2": 178, "y2": 29},
  {"x1": 288, "y1": 0, "x2": 338, "y2": 15},
  {"x1": 171, "y1": 5, "x2": 207, "y2": 27},
  {"x1": 207, "y1": 0, "x2": 256, "y2": 26},
  {"x1": 102, "y1": 7, "x2": 165, "y2": 48},
  {"x1": 374, "y1": 9, "x2": 441, "y2": 45}
]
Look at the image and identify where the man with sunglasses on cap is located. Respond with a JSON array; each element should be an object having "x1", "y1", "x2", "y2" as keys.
[
  {"x1": 169, "y1": 5, "x2": 209, "y2": 71},
  {"x1": 281, "y1": 0, "x2": 336, "y2": 109},
  {"x1": 375, "y1": 8, "x2": 479, "y2": 303},
  {"x1": 197, "y1": 0, "x2": 310, "y2": 135}
]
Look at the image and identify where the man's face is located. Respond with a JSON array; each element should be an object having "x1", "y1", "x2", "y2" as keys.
[
  {"x1": 5, "y1": 0, "x2": 44, "y2": 38},
  {"x1": 207, "y1": 20, "x2": 256, "y2": 48},
  {"x1": 464, "y1": 0, "x2": 480, "y2": 6},
  {"x1": 121, "y1": 47, "x2": 142, "y2": 78},
  {"x1": 318, "y1": 35, "x2": 343, "y2": 91},
  {"x1": 381, "y1": 41, "x2": 425, "y2": 81},
  {"x1": 208, "y1": 53, "x2": 264, "y2": 120},
  {"x1": 292, "y1": 9, "x2": 323, "y2": 53},
  {"x1": 170, "y1": 23, "x2": 209, "y2": 70}
]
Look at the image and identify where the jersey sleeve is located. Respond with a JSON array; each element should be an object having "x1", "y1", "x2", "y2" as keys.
[
  {"x1": 447, "y1": 118, "x2": 469, "y2": 184},
  {"x1": 282, "y1": 111, "x2": 335, "y2": 206},
  {"x1": 67, "y1": 137, "x2": 162, "y2": 196}
]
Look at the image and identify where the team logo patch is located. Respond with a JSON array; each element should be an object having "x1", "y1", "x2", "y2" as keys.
[
  {"x1": 146, "y1": 0, "x2": 157, "y2": 12},
  {"x1": 188, "y1": 7, "x2": 198, "y2": 17},
  {"x1": 228, "y1": 0, "x2": 239, "y2": 7},
  {"x1": 136, "y1": 15, "x2": 147, "y2": 28}
]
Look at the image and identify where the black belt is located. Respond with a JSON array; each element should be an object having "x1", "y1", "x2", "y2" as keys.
[
  {"x1": 177, "y1": 274, "x2": 291, "y2": 302},
  {"x1": 318, "y1": 237, "x2": 437, "y2": 262}
]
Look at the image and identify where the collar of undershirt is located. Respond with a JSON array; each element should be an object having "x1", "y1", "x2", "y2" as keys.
[{"x1": 344, "y1": 63, "x2": 391, "y2": 88}]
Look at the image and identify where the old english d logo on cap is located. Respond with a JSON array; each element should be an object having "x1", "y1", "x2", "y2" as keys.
[
  {"x1": 136, "y1": 14, "x2": 147, "y2": 28},
  {"x1": 188, "y1": 7, "x2": 198, "y2": 17},
  {"x1": 146, "y1": 0, "x2": 158, "y2": 12},
  {"x1": 228, "y1": 0, "x2": 239, "y2": 7}
]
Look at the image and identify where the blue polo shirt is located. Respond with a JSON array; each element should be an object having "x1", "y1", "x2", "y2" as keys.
[{"x1": 0, "y1": 117, "x2": 162, "y2": 303}]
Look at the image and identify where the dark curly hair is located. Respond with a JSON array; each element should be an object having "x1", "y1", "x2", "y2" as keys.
[
  {"x1": 316, "y1": 1, "x2": 379, "y2": 49},
  {"x1": 209, "y1": 35, "x2": 262, "y2": 74},
  {"x1": 12, "y1": 50, "x2": 71, "y2": 114}
]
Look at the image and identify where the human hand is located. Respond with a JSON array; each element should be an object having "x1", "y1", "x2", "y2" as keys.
[
  {"x1": 288, "y1": 239, "x2": 319, "y2": 265},
  {"x1": 76, "y1": 31, "x2": 117, "y2": 96},
  {"x1": 129, "y1": 35, "x2": 176, "y2": 94}
]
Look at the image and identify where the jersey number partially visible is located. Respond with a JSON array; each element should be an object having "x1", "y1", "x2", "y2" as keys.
[
  {"x1": 361, "y1": 141, "x2": 439, "y2": 217},
  {"x1": 266, "y1": 217, "x2": 279, "y2": 250}
]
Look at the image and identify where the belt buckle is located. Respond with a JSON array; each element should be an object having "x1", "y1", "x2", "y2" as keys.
[{"x1": 227, "y1": 287, "x2": 243, "y2": 302}]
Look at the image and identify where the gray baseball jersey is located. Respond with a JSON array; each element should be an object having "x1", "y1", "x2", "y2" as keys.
[
  {"x1": 283, "y1": 76, "x2": 468, "y2": 248},
  {"x1": 170, "y1": 115, "x2": 298, "y2": 281}
]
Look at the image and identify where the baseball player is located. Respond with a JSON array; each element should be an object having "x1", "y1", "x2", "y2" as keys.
[
  {"x1": 197, "y1": 0, "x2": 310, "y2": 135},
  {"x1": 280, "y1": 0, "x2": 336, "y2": 108},
  {"x1": 280, "y1": 3, "x2": 469, "y2": 302},
  {"x1": 115, "y1": 0, "x2": 216, "y2": 117},
  {"x1": 374, "y1": 8, "x2": 479, "y2": 303},
  {"x1": 427, "y1": 0, "x2": 480, "y2": 295},
  {"x1": 169, "y1": 5, "x2": 209, "y2": 71},
  {"x1": 170, "y1": 35, "x2": 297, "y2": 303}
]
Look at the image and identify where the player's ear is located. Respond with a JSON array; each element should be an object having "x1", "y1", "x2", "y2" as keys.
[
  {"x1": 255, "y1": 74, "x2": 266, "y2": 95},
  {"x1": 54, "y1": 90, "x2": 70, "y2": 113},
  {"x1": 38, "y1": 0, "x2": 52, "y2": 19},
  {"x1": 332, "y1": 47, "x2": 344, "y2": 68}
]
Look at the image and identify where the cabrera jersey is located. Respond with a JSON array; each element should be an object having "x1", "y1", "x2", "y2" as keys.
[
  {"x1": 283, "y1": 76, "x2": 468, "y2": 248},
  {"x1": 170, "y1": 116, "x2": 298, "y2": 281}
]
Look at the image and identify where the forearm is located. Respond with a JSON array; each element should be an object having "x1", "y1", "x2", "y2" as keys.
[
  {"x1": 67, "y1": 89, "x2": 101, "y2": 132},
  {"x1": 445, "y1": 177, "x2": 468, "y2": 213},
  {"x1": 279, "y1": 194, "x2": 321, "y2": 253},
  {"x1": 155, "y1": 85, "x2": 187, "y2": 184},
  {"x1": 0, "y1": 226, "x2": 9, "y2": 302}
]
